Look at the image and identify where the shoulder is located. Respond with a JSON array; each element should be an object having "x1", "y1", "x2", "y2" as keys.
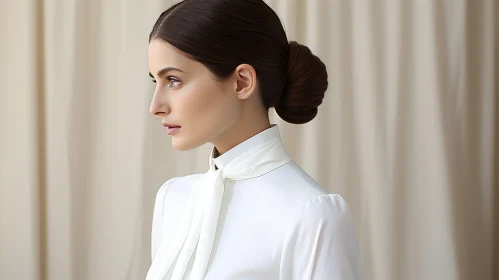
[
  {"x1": 280, "y1": 193, "x2": 362, "y2": 279},
  {"x1": 286, "y1": 194, "x2": 359, "y2": 257},
  {"x1": 295, "y1": 193, "x2": 354, "y2": 230},
  {"x1": 251, "y1": 161, "x2": 353, "y2": 232},
  {"x1": 283, "y1": 193, "x2": 357, "y2": 245},
  {"x1": 258, "y1": 161, "x2": 330, "y2": 211}
]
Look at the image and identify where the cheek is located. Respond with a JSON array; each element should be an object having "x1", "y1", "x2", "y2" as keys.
[
  {"x1": 170, "y1": 80, "x2": 241, "y2": 151},
  {"x1": 177, "y1": 81, "x2": 241, "y2": 138},
  {"x1": 175, "y1": 88, "x2": 217, "y2": 123},
  {"x1": 179, "y1": 81, "x2": 236, "y2": 122}
]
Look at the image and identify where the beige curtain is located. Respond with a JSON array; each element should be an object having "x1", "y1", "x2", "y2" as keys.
[{"x1": 1, "y1": 0, "x2": 497, "y2": 279}]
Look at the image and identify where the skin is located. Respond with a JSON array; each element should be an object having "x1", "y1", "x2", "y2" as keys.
[{"x1": 148, "y1": 39, "x2": 271, "y2": 156}]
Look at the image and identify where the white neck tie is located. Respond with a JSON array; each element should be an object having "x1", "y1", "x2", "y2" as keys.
[{"x1": 146, "y1": 137, "x2": 291, "y2": 280}]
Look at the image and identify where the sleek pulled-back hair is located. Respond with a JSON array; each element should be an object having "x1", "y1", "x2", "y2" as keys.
[{"x1": 149, "y1": 0, "x2": 328, "y2": 124}]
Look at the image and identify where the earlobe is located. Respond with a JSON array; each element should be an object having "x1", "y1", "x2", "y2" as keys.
[{"x1": 235, "y1": 64, "x2": 257, "y2": 100}]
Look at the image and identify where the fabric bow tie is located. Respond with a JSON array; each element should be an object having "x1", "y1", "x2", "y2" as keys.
[{"x1": 146, "y1": 137, "x2": 291, "y2": 280}]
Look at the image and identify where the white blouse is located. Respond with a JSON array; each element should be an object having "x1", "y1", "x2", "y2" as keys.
[{"x1": 151, "y1": 125, "x2": 362, "y2": 279}]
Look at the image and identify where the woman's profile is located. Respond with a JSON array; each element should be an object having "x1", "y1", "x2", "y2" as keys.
[{"x1": 146, "y1": 0, "x2": 362, "y2": 279}]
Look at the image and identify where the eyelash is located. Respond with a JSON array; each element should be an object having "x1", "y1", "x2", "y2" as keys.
[{"x1": 152, "y1": 76, "x2": 181, "y2": 88}]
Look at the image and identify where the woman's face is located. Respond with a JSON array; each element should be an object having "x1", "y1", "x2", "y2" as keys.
[{"x1": 148, "y1": 39, "x2": 243, "y2": 151}]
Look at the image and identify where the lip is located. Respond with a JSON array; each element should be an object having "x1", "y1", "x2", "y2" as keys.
[
  {"x1": 166, "y1": 127, "x2": 181, "y2": 135},
  {"x1": 162, "y1": 122, "x2": 180, "y2": 128},
  {"x1": 161, "y1": 123, "x2": 181, "y2": 135}
]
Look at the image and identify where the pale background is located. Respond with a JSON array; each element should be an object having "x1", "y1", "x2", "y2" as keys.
[{"x1": 1, "y1": 0, "x2": 498, "y2": 279}]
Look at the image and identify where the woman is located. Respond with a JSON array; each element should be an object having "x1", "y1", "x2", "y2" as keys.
[{"x1": 146, "y1": 0, "x2": 362, "y2": 279}]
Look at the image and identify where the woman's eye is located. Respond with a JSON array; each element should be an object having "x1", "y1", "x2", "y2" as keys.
[
  {"x1": 167, "y1": 77, "x2": 181, "y2": 88},
  {"x1": 151, "y1": 79, "x2": 157, "y2": 83}
]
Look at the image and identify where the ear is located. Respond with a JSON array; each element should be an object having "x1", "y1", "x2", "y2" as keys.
[{"x1": 234, "y1": 64, "x2": 257, "y2": 100}]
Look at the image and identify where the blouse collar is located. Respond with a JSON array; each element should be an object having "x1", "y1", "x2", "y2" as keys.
[{"x1": 209, "y1": 124, "x2": 282, "y2": 170}]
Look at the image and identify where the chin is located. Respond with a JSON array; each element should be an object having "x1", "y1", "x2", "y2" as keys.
[
  {"x1": 172, "y1": 138, "x2": 201, "y2": 152},
  {"x1": 172, "y1": 142, "x2": 191, "y2": 151}
]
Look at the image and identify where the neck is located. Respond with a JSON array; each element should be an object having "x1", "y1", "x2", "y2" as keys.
[{"x1": 211, "y1": 118, "x2": 271, "y2": 157}]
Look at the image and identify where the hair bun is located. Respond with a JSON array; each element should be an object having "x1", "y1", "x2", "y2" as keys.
[{"x1": 275, "y1": 41, "x2": 328, "y2": 124}]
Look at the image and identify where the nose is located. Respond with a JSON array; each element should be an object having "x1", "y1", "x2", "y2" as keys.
[{"x1": 149, "y1": 91, "x2": 170, "y2": 117}]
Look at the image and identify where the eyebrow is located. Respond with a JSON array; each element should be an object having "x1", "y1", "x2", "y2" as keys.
[{"x1": 149, "y1": 67, "x2": 184, "y2": 78}]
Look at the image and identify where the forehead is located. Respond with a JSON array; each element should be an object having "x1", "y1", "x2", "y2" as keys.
[{"x1": 148, "y1": 39, "x2": 193, "y2": 72}]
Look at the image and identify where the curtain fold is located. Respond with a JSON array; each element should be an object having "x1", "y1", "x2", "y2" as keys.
[{"x1": 1, "y1": 0, "x2": 496, "y2": 279}]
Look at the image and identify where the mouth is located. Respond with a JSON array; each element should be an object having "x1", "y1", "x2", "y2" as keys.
[
  {"x1": 166, "y1": 126, "x2": 181, "y2": 135},
  {"x1": 162, "y1": 123, "x2": 181, "y2": 135}
]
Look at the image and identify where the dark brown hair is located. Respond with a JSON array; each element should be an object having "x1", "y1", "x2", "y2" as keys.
[{"x1": 149, "y1": 0, "x2": 328, "y2": 124}]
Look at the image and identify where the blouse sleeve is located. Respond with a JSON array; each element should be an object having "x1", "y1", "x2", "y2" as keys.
[
  {"x1": 150, "y1": 177, "x2": 178, "y2": 262},
  {"x1": 280, "y1": 194, "x2": 362, "y2": 279}
]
